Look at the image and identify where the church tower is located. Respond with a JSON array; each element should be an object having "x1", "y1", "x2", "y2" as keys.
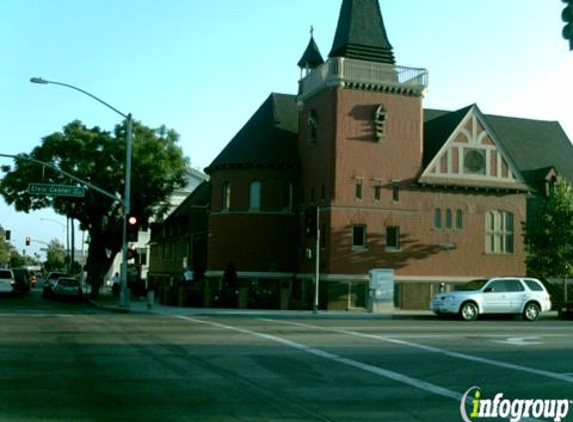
[{"x1": 297, "y1": 0, "x2": 428, "y2": 278}]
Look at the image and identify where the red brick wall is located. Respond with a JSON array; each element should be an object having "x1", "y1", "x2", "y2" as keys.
[
  {"x1": 208, "y1": 167, "x2": 299, "y2": 273},
  {"x1": 298, "y1": 86, "x2": 526, "y2": 280}
]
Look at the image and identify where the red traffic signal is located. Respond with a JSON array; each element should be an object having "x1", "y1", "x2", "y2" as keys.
[{"x1": 127, "y1": 213, "x2": 140, "y2": 242}]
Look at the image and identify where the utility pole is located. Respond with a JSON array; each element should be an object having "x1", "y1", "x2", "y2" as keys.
[{"x1": 313, "y1": 206, "x2": 320, "y2": 314}]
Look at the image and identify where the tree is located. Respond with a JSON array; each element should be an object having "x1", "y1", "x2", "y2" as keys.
[
  {"x1": 0, "y1": 119, "x2": 188, "y2": 296},
  {"x1": 525, "y1": 178, "x2": 573, "y2": 301},
  {"x1": 0, "y1": 226, "x2": 13, "y2": 266},
  {"x1": 45, "y1": 239, "x2": 67, "y2": 273}
]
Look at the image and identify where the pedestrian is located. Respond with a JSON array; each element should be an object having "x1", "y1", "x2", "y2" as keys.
[{"x1": 184, "y1": 267, "x2": 194, "y2": 283}]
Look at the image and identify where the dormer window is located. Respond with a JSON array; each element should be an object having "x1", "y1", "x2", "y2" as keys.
[
  {"x1": 308, "y1": 109, "x2": 318, "y2": 144},
  {"x1": 374, "y1": 105, "x2": 387, "y2": 141}
]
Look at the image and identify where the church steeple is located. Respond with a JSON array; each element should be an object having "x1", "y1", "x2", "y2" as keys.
[
  {"x1": 297, "y1": 27, "x2": 324, "y2": 76},
  {"x1": 328, "y1": 0, "x2": 395, "y2": 64}
]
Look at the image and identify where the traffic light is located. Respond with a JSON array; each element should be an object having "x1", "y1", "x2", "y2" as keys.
[
  {"x1": 25, "y1": 236, "x2": 31, "y2": 246},
  {"x1": 127, "y1": 213, "x2": 139, "y2": 242},
  {"x1": 304, "y1": 206, "x2": 317, "y2": 237},
  {"x1": 4, "y1": 230, "x2": 10, "y2": 241},
  {"x1": 563, "y1": 0, "x2": 573, "y2": 50}
]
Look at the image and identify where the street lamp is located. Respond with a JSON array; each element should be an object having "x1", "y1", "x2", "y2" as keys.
[
  {"x1": 39, "y1": 217, "x2": 69, "y2": 271},
  {"x1": 31, "y1": 77, "x2": 133, "y2": 307}
]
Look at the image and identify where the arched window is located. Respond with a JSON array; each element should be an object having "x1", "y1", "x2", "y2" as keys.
[
  {"x1": 221, "y1": 181, "x2": 231, "y2": 211},
  {"x1": 434, "y1": 208, "x2": 442, "y2": 229},
  {"x1": 249, "y1": 181, "x2": 261, "y2": 211},
  {"x1": 445, "y1": 209, "x2": 452, "y2": 229},
  {"x1": 374, "y1": 105, "x2": 388, "y2": 141},
  {"x1": 456, "y1": 209, "x2": 464, "y2": 229},
  {"x1": 308, "y1": 110, "x2": 318, "y2": 144}
]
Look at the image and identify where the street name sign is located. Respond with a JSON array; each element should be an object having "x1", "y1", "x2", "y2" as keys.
[{"x1": 28, "y1": 183, "x2": 85, "y2": 198}]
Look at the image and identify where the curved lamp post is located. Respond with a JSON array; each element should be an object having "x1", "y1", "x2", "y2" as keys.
[
  {"x1": 39, "y1": 217, "x2": 69, "y2": 271},
  {"x1": 31, "y1": 77, "x2": 132, "y2": 307}
]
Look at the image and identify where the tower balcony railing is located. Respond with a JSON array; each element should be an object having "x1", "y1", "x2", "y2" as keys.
[{"x1": 299, "y1": 57, "x2": 428, "y2": 100}]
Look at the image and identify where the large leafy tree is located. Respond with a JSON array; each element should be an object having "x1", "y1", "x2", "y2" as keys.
[
  {"x1": 525, "y1": 178, "x2": 573, "y2": 301},
  {"x1": 0, "y1": 120, "x2": 188, "y2": 296}
]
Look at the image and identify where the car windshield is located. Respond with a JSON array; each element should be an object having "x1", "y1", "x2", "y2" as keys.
[
  {"x1": 455, "y1": 279, "x2": 488, "y2": 291},
  {"x1": 0, "y1": 270, "x2": 12, "y2": 279}
]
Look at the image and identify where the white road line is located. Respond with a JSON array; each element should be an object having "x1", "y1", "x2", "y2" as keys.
[
  {"x1": 175, "y1": 316, "x2": 543, "y2": 422},
  {"x1": 265, "y1": 319, "x2": 573, "y2": 385},
  {"x1": 175, "y1": 315, "x2": 461, "y2": 401}
]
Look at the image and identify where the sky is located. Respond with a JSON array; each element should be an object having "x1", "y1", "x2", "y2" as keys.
[{"x1": 1, "y1": 0, "x2": 571, "y2": 259}]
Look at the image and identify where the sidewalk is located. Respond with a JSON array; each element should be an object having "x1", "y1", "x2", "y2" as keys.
[{"x1": 90, "y1": 292, "x2": 435, "y2": 320}]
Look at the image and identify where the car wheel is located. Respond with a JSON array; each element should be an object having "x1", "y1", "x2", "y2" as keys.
[
  {"x1": 460, "y1": 302, "x2": 478, "y2": 321},
  {"x1": 522, "y1": 302, "x2": 540, "y2": 321}
]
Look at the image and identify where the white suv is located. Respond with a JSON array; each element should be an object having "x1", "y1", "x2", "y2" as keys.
[
  {"x1": 0, "y1": 269, "x2": 15, "y2": 293},
  {"x1": 430, "y1": 277, "x2": 551, "y2": 321}
]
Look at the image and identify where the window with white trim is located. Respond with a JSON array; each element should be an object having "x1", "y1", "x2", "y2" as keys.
[
  {"x1": 354, "y1": 178, "x2": 363, "y2": 200},
  {"x1": 485, "y1": 210, "x2": 514, "y2": 254},
  {"x1": 352, "y1": 225, "x2": 366, "y2": 249},
  {"x1": 374, "y1": 105, "x2": 387, "y2": 141},
  {"x1": 386, "y1": 226, "x2": 400, "y2": 250}
]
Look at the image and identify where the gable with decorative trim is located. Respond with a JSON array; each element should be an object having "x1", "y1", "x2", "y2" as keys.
[{"x1": 419, "y1": 106, "x2": 528, "y2": 191}]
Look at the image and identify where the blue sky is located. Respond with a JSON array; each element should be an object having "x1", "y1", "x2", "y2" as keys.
[{"x1": 1, "y1": 0, "x2": 571, "y2": 258}]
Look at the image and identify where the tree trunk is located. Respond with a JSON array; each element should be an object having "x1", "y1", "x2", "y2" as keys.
[
  {"x1": 564, "y1": 278, "x2": 569, "y2": 303},
  {"x1": 85, "y1": 230, "x2": 116, "y2": 298}
]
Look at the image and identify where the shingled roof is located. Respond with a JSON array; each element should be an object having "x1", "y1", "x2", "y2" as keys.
[
  {"x1": 298, "y1": 35, "x2": 324, "y2": 69},
  {"x1": 205, "y1": 93, "x2": 299, "y2": 173},
  {"x1": 328, "y1": 0, "x2": 395, "y2": 64},
  {"x1": 423, "y1": 107, "x2": 573, "y2": 186}
]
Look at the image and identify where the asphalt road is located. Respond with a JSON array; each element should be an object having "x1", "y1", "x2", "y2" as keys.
[{"x1": 1, "y1": 290, "x2": 573, "y2": 422}]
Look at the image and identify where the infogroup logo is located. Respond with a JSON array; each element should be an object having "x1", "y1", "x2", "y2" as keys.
[{"x1": 460, "y1": 386, "x2": 571, "y2": 422}]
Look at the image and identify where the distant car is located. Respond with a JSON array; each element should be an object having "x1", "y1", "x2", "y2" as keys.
[
  {"x1": 430, "y1": 277, "x2": 551, "y2": 321},
  {"x1": 51, "y1": 277, "x2": 83, "y2": 300},
  {"x1": 0, "y1": 269, "x2": 15, "y2": 293},
  {"x1": 42, "y1": 272, "x2": 70, "y2": 297},
  {"x1": 11, "y1": 268, "x2": 31, "y2": 292}
]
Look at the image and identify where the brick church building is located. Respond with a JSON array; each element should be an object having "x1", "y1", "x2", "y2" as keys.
[{"x1": 149, "y1": 0, "x2": 573, "y2": 310}]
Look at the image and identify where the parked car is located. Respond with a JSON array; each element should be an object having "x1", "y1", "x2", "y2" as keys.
[
  {"x1": 42, "y1": 271, "x2": 70, "y2": 297},
  {"x1": 430, "y1": 277, "x2": 551, "y2": 321},
  {"x1": 11, "y1": 268, "x2": 31, "y2": 292},
  {"x1": 51, "y1": 277, "x2": 83, "y2": 300},
  {"x1": 0, "y1": 268, "x2": 15, "y2": 293}
]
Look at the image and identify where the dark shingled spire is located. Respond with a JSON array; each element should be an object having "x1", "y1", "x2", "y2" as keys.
[
  {"x1": 297, "y1": 32, "x2": 324, "y2": 70},
  {"x1": 328, "y1": 0, "x2": 395, "y2": 64}
]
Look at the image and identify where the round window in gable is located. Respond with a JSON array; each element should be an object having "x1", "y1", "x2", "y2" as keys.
[{"x1": 464, "y1": 149, "x2": 486, "y2": 174}]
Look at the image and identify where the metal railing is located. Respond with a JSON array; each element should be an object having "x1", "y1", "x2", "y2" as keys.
[{"x1": 299, "y1": 57, "x2": 428, "y2": 99}]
